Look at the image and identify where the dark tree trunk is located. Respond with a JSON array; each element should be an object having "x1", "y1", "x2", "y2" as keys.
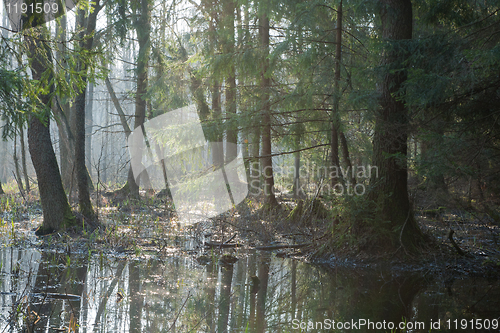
[
  {"x1": 366, "y1": 0, "x2": 424, "y2": 252},
  {"x1": 27, "y1": 29, "x2": 75, "y2": 234},
  {"x1": 75, "y1": 1, "x2": 101, "y2": 220},
  {"x1": 331, "y1": 0, "x2": 342, "y2": 187},
  {"x1": 259, "y1": 10, "x2": 277, "y2": 207},
  {"x1": 340, "y1": 131, "x2": 355, "y2": 184},
  {"x1": 0, "y1": 180, "x2": 4, "y2": 195}
]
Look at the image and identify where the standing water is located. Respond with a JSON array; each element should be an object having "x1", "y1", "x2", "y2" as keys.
[{"x1": 0, "y1": 244, "x2": 498, "y2": 332}]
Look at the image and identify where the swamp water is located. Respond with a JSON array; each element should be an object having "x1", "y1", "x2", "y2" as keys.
[{"x1": 0, "y1": 245, "x2": 498, "y2": 332}]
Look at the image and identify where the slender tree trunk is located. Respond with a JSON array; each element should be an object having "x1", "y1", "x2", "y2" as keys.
[
  {"x1": 259, "y1": 10, "x2": 277, "y2": 206},
  {"x1": 56, "y1": 14, "x2": 73, "y2": 192},
  {"x1": 86, "y1": 82, "x2": 94, "y2": 172},
  {"x1": 0, "y1": 180, "x2": 4, "y2": 194},
  {"x1": 366, "y1": 0, "x2": 424, "y2": 252},
  {"x1": 13, "y1": 132, "x2": 24, "y2": 194},
  {"x1": 26, "y1": 28, "x2": 75, "y2": 234},
  {"x1": 331, "y1": 0, "x2": 342, "y2": 187},
  {"x1": 20, "y1": 126, "x2": 30, "y2": 193},
  {"x1": 224, "y1": 0, "x2": 238, "y2": 163},
  {"x1": 340, "y1": 131, "x2": 355, "y2": 184},
  {"x1": 250, "y1": 121, "x2": 261, "y2": 195},
  {"x1": 126, "y1": 0, "x2": 152, "y2": 198},
  {"x1": 75, "y1": 1, "x2": 101, "y2": 220}
]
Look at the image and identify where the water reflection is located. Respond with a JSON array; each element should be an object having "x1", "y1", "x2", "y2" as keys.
[{"x1": 0, "y1": 246, "x2": 498, "y2": 332}]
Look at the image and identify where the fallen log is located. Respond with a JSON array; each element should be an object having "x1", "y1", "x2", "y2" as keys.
[{"x1": 204, "y1": 242, "x2": 242, "y2": 248}]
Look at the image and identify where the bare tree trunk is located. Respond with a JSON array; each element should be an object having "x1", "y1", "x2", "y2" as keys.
[
  {"x1": 86, "y1": 82, "x2": 94, "y2": 172},
  {"x1": 124, "y1": 0, "x2": 152, "y2": 198},
  {"x1": 0, "y1": 180, "x2": 4, "y2": 195},
  {"x1": 26, "y1": 27, "x2": 75, "y2": 234},
  {"x1": 74, "y1": 1, "x2": 101, "y2": 220},
  {"x1": 331, "y1": 0, "x2": 342, "y2": 187},
  {"x1": 13, "y1": 131, "x2": 24, "y2": 194},
  {"x1": 224, "y1": 0, "x2": 238, "y2": 163},
  {"x1": 55, "y1": 14, "x2": 74, "y2": 192},
  {"x1": 20, "y1": 126, "x2": 30, "y2": 193},
  {"x1": 259, "y1": 10, "x2": 277, "y2": 207},
  {"x1": 250, "y1": 121, "x2": 261, "y2": 195}
]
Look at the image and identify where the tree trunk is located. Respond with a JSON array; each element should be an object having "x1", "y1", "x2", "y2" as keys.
[
  {"x1": 259, "y1": 10, "x2": 277, "y2": 207},
  {"x1": 366, "y1": 0, "x2": 424, "y2": 252},
  {"x1": 13, "y1": 132, "x2": 24, "y2": 194},
  {"x1": 0, "y1": 179, "x2": 4, "y2": 195},
  {"x1": 340, "y1": 131, "x2": 355, "y2": 184},
  {"x1": 224, "y1": 0, "x2": 238, "y2": 163},
  {"x1": 125, "y1": 0, "x2": 152, "y2": 198},
  {"x1": 75, "y1": 1, "x2": 101, "y2": 220},
  {"x1": 20, "y1": 126, "x2": 30, "y2": 193},
  {"x1": 331, "y1": 0, "x2": 342, "y2": 187},
  {"x1": 27, "y1": 28, "x2": 75, "y2": 234},
  {"x1": 86, "y1": 82, "x2": 94, "y2": 172},
  {"x1": 249, "y1": 120, "x2": 261, "y2": 195},
  {"x1": 56, "y1": 14, "x2": 74, "y2": 193}
]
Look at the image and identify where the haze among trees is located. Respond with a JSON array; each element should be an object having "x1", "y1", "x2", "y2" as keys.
[{"x1": 0, "y1": 0, "x2": 499, "y2": 256}]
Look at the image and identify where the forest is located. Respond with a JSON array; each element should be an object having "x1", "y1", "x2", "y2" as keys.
[{"x1": 0, "y1": 0, "x2": 500, "y2": 331}]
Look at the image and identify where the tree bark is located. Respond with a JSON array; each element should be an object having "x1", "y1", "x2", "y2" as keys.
[
  {"x1": 366, "y1": 0, "x2": 424, "y2": 252},
  {"x1": 20, "y1": 125, "x2": 30, "y2": 193},
  {"x1": 13, "y1": 132, "x2": 24, "y2": 194},
  {"x1": 125, "y1": 0, "x2": 152, "y2": 198},
  {"x1": 74, "y1": 1, "x2": 101, "y2": 220},
  {"x1": 340, "y1": 131, "x2": 355, "y2": 184},
  {"x1": 331, "y1": 0, "x2": 342, "y2": 187},
  {"x1": 86, "y1": 82, "x2": 94, "y2": 172},
  {"x1": 26, "y1": 28, "x2": 75, "y2": 234},
  {"x1": 259, "y1": 9, "x2": 277, "y2": 207},
  {"x1": 224, "y1": 0, "x2": 238, "y2": 163}
]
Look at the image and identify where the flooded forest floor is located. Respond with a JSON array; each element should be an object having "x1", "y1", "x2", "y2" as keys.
[
  {"x1": 1, "y1": 189, "x2": 500, "y2": 332},
  {"x1": 1, "y1": 189, "x2": 500, "y2": 276}
]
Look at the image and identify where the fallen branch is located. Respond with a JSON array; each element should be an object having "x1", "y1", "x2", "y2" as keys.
[
  {"x1": 204, "y1": 242, "x2": 242, "y2": 248},
  {"x1": 253, "y1": 243, "x2": 312, "y2": 251}
]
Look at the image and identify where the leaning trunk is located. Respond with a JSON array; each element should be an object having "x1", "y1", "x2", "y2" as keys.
[{"x1": 27, "y1": 28, "x2": 75, "y2": 234}]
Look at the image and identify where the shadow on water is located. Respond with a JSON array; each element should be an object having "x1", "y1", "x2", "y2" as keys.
[{"x1": 0, "y1": 246, "x2": 499, "y2": 332}]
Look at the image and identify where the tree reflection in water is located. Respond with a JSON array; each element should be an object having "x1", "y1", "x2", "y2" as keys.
[{"x1": 0, "y1": 247, "x2": 498, "y2": 332}]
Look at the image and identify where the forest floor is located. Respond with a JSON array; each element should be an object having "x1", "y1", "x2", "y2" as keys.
[{"x1": 1, "y1": 189, "x2": 500, "y2": 278}]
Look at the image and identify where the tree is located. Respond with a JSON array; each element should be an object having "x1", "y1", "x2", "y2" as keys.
[
  {"x1": 74, "y1": 0, "x2": 102, "y2": 220},
  {"x1": 259, "y1": 4, "x2": 278, "y2": 207},
  {"x1": 25, "y1": 26, "x2": 76, "y2": 234},
  {"x1": 362, "y1": 0, "x2": 425, "y2": 252},
  {"x1": 119, "y1": 0, "x2": 152, "y2": 198},
  {"x1": 0, "y1": 179, "x2": 4, "y2": 195}
]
